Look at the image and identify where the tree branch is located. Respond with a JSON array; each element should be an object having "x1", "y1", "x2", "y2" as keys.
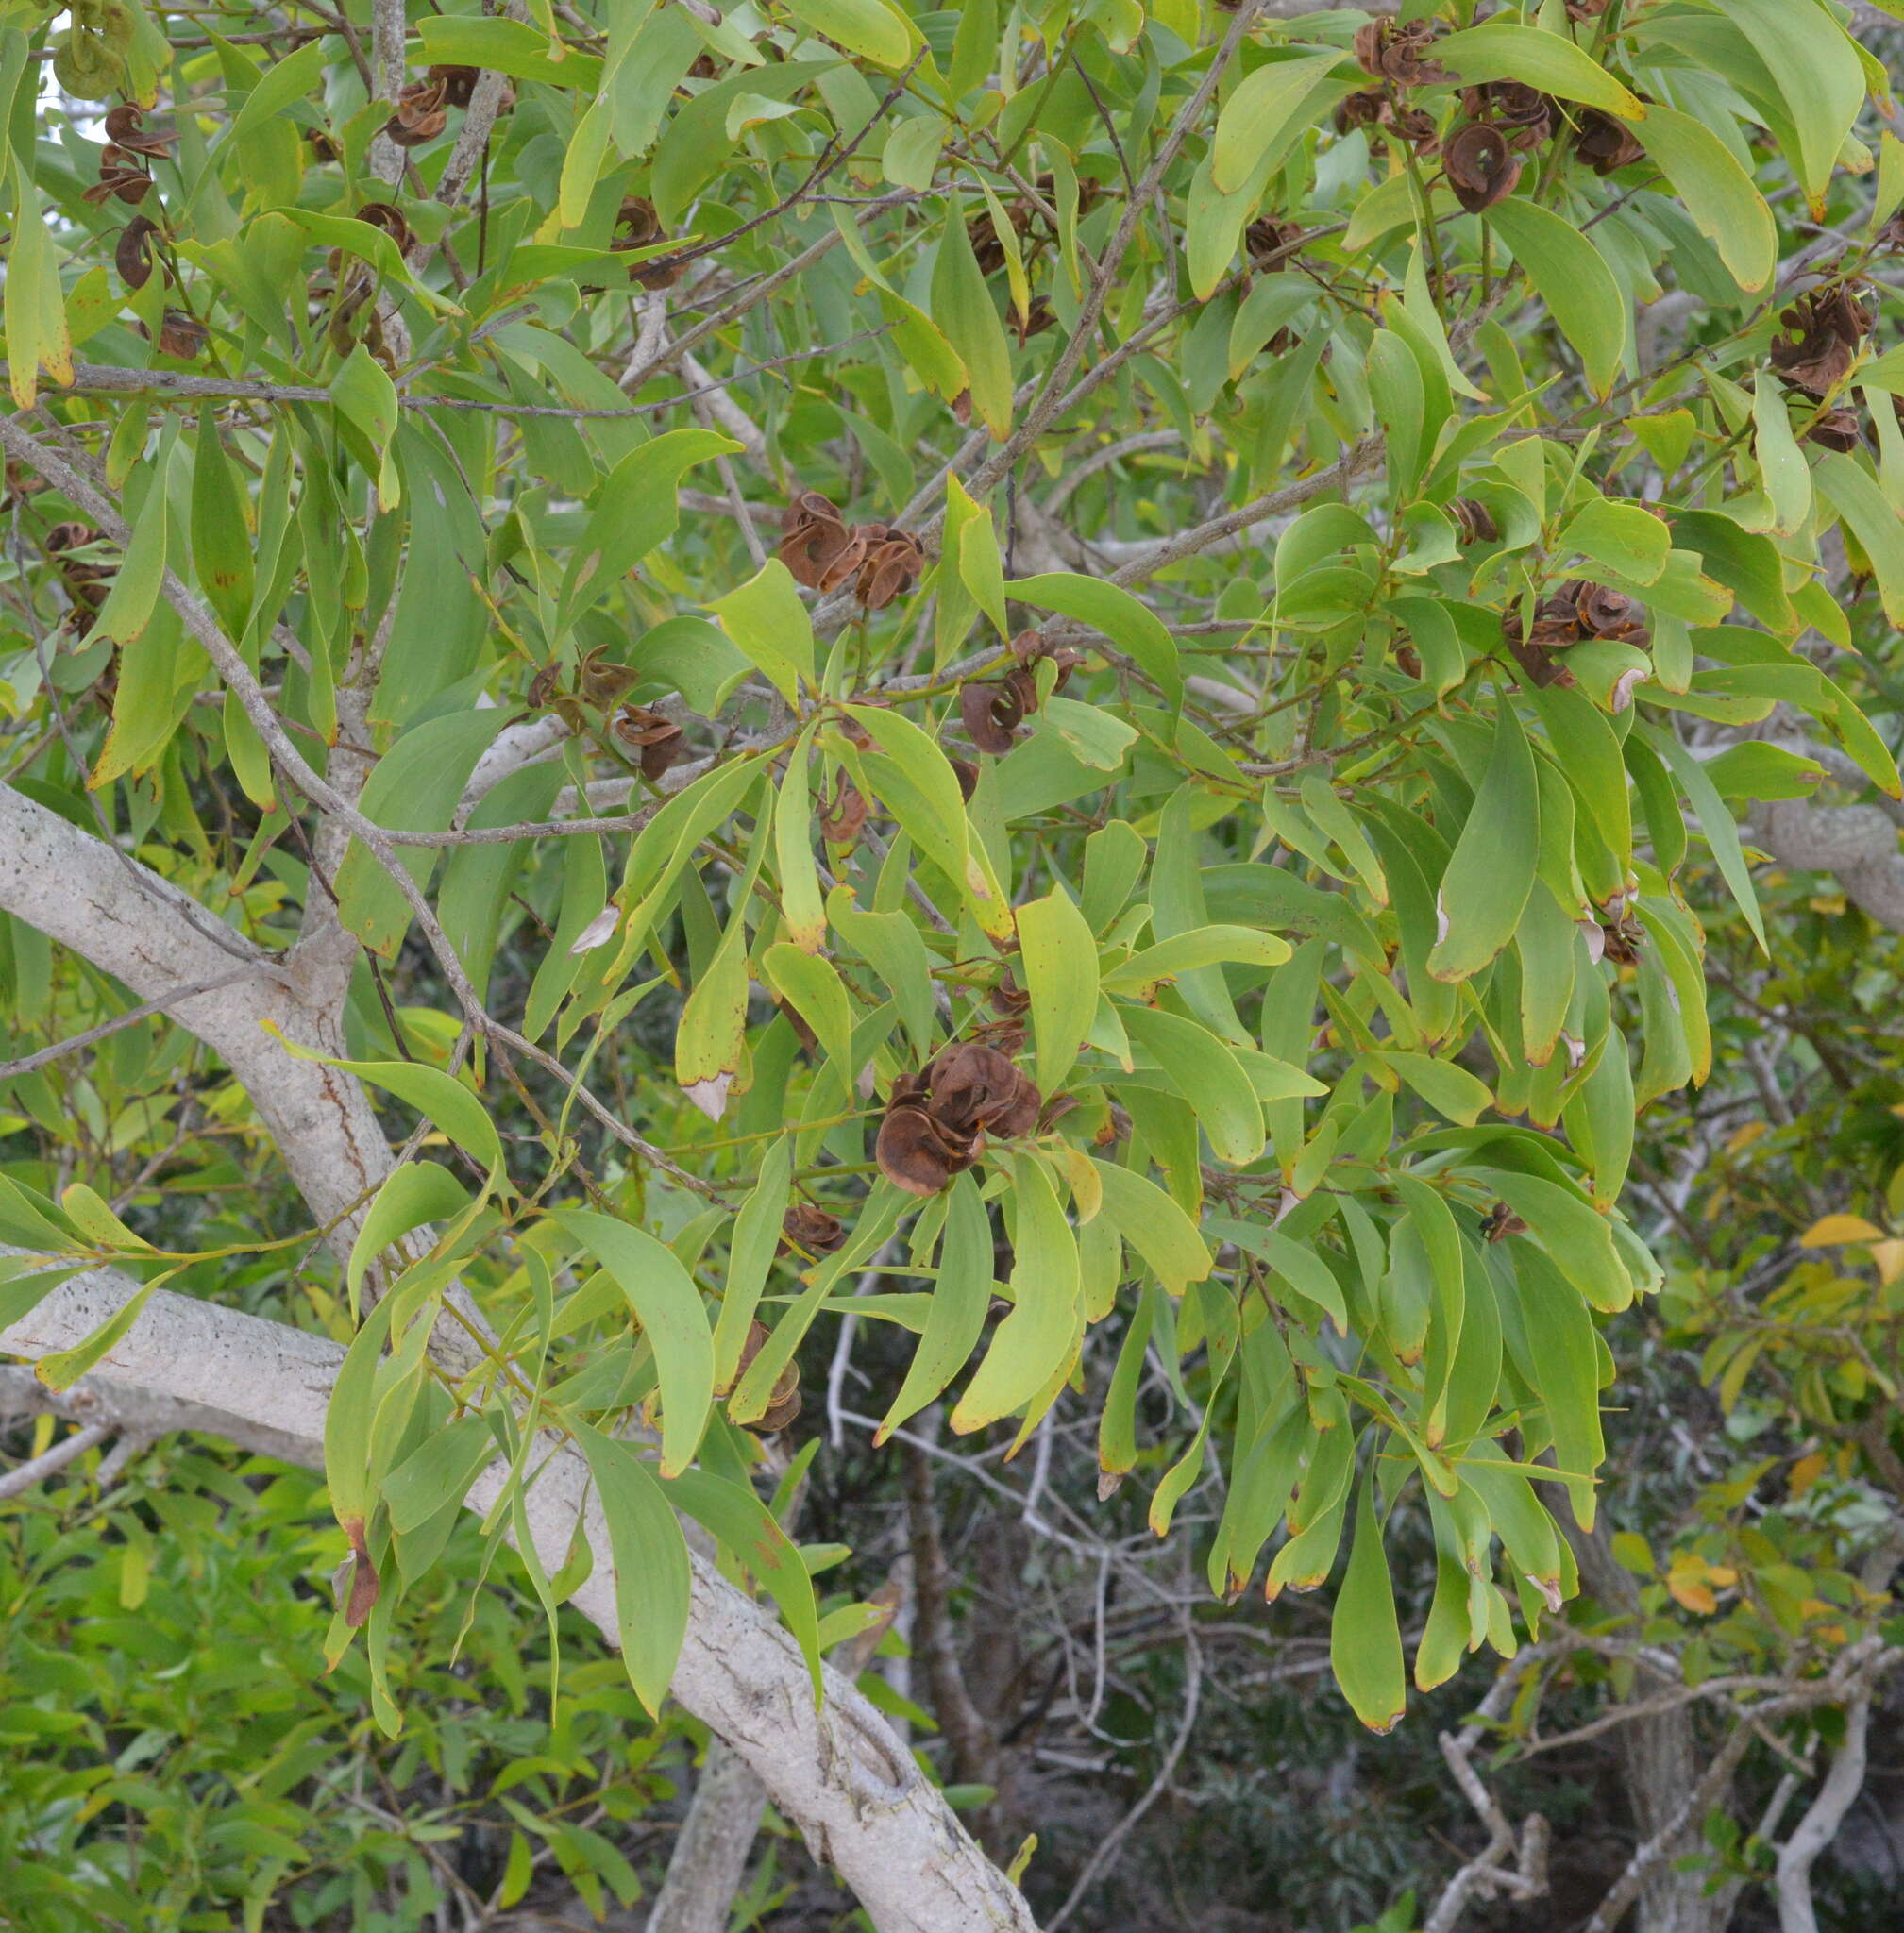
[{"x1": 0, "y1": 1261, "x2": 1040, "y2": 1933}]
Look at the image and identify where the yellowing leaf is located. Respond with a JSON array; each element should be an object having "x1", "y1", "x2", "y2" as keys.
[{"x1": 1798, "y1": 1214, "x2": 1886, "y2": 1248}]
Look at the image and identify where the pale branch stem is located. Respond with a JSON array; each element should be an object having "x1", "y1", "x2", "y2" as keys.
[
  {"x1": 0, "y1": 1420, "x2": 112, "y2": 1500},
  {"x1": 1578, "y1": 1642, "x2": 1897, "y2": 1933},
  {"x1": 0, "y1": 1262, "x2": 1040, "y2": 1933},
  {"x1": 0, "y1": 968, "x2": 261, "y2": 1080},
  {"x1": 643, "y1": 1739, "x2": 769, "y2": 1933},
  {"x1": 1775, "y1": 1689, "x2": 1873, "y2": 1933}
]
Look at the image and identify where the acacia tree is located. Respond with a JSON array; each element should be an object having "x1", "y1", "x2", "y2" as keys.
[{"x1": 3, "y1": 0, "x2": 1904, "y2": 1927}]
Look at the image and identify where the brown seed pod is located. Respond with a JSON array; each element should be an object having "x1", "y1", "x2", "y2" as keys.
[
  {"x1": 612, "y1": 195, "x2": 682, "y2": 289},
  {"x1": 82, "y1": 152, "x2": 151, "y2": 206},
  {"x1": 734, "y1": 1320, "x2": 802, "y2": 1432},
  {"x1": 384, "y1": 76, "x2": 448, "y2": 147},
  {"x1": 853, "y1": 523, "x2": 925, "y2": 611},
  {"x1": 1245, "y1": 217, "x2": 1304, "y2": 267},
  {"x1": 102, "y1": 104, "x2": 174, "y2": 160},
  {"x1": 1449, "y1": 497, "x2": 1499, "y2": 545},
  {"x1": 1353, "y1": 17, "x2": 1450, "y2": 89},
  {"x1": 355, "y1": 200, "x2": 413, "y2": 253},
  {"x1": 779, "y1": 492, "x2": 868, "y2": 593},
  {"x1": 155, "y1": 310, "x2": 207, "y2": 360},
  {"x1": 779, "y1": 1202, "x2": 847, "y2": 1258},
  {"x1": 612, "y1": 704, "x2": 685, "y2": 781},
  {"x1": 1443, "y1": 123, "x2": 1523, "y2": 215},
  {"x1": 1481, "y1": 1202, "x2": 1528, "y2": 1243},
  {"x1": 948, "y1": 755, "x2": 979, "y2": 802},
  {"x1": 874, "y1": 1043, "x2": 1042, "y2": 1195},
  {"x1": 1803, "y1": 406, "x2": 1863, "y2": 454},
  {"x1": 1770, "y1": 290, "x2": 1867, "y2": 398},
  {"x1": 114, "y1": 212, "x2": 158, "y2": 289},
  {"x1": 959, "y1": 678, "x2": 1025, "y2": 756},
  {"x1": 1575, "y1": 109, "x2": 1646, "y2": 176},
  {"x1": 1459, "y1": 81, "x2": 1555, "y2": 150},
  {"x1": 817, "y1": 777, "x2": 868, "y2": 847},
  {"x1": 1566, "y1": 579, "x2": 1650, "y2": 647}
]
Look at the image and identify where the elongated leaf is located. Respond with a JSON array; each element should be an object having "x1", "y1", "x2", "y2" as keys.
[
  {"x1": 1437, "y1": 22, "x2": 1645, "y2": 119},
  {"x1": 1639, "y1": 104, "x2": 1776, "y2": 294},
  {"x1": 573, "y1": 1426, "x2": 691, "y2": 1715},
  {"x1": 1332, "y1": 1472, "x2": 1407, "y2": 1734},
  {"x1": 952, "y1": 1153, "x2": 1080, "y2": 1431},
  {"x1": 1484, "y1": 197, "x2": 1626, "y2": 398},
  {"x1": 552, "y1": 1210, "x2": 716, "y2": 1475},
  {"x1": 668, "y1": 1467, "x2": 823, "y2": 1697},
  {"x1": 1007, "y1": 572, "x2": 1182, "y2": 709},
  {"x1": 1211, "y1": 52, "x2": 1348, "y2": 194},
  {"x1": 879, "y1": 1172, "x2": 994, "y2": 1441},
  {"x1": 1017, "y1": 886, "x2": 1098, "y2": 1097},
  {"x1": 1092, "y1": 1160, "x2": 1212, "y2": 1293},
  {"x1": 1426, "y1": 700, "x2": 1539, "y2": 983}
]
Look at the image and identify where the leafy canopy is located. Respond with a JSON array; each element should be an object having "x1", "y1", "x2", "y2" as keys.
[{"x1": 2, "y1": 0, "x2": 1902, "y2": 1743}]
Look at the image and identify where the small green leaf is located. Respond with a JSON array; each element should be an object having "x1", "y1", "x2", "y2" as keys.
[
  {"x1": 1437, "y1": 22, "x2": 1645, "y2": 120},
  {"x1": 573, "y1": 1426, "x2": 691, "y2": 1716},
  {"x1": 1484, "y1": 197, "x2": 1627, "y2": 398},
  {"x1": 1426, "y1": 700, "x2": 1539, "y2": 983},
  {"x1": 555, "y1": 1209, "x2": 716, "y2": 1477},
  {"x1": 1331, "y1": 1472, "x2": 1407, "y2": 1734},
  {"x1": 1017, "y1": 886, "x2": 1098, "y2": 1098}
]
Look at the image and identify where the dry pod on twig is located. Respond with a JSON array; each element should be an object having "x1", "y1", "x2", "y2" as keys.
[
  {"x1": 1353, "y1": 17, "x2": 1449, "y2": 89},
  {"x1": 611, "y1": 196, "x2": 682, "y2": 289},
  {"x1": 155, "y1": 310, "x2": 208, "y2": 359},
  {"x1": 1575, "y1": 109, "x2": 1646, "y2": 176},
  {"x1": 1803, "y1": 405, "x2": 1863, "y2": 453},
  {"x1": 354, "y1": 200, "x2": 414, "y2": 253},
  {"x1": 1443, "y1": 122, "x2": 1523, "y2": 215},
  {"x1": 854, "y1": 523, "x2": 925, "y2": 610},
  {"x1": 875, "y1": 1042, "x2": 1042, "y2": 1196},
  {"x1": 817, "y1": 777, "x2": 868, "y2": 847},
  {"x1": 1449, "y1": 497, "x2": 1499, "y2": 546},
  {"x1": 1770, "y1": 287, "x2": 1871, "y2": 399},
  {"x1": 959, "y1": 678, "x2": 1026, "y2": 756},
  {"x1": 1459, "y1": 82, "x2": 1555, "y2": 150},
  {"x1": 115, "y1": 212, "x2": 158, "y2": 290},
  {"x1": 1565, "y1": 579, "x2": 1650, "y2": 647},
  {"x1": 779, "y1": 1203, "x2": 847, "y2": 1258},
  {"x1": 612, "y1": 705, "x2": 685, "y2": 781},
  {"x1": 780, "y1": 492, "x2": 868, "y2": 593},
  {"x1": 46, "y1": 522, "x2": 114, "y2": 611},
  {"x1": 734, "y1": 1320, "x2": 801, "y2": 1432},
  {"x1": 384, "y1": 76, "x2": 448, "y2": 147}
]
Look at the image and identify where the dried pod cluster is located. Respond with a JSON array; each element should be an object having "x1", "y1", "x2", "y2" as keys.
[
  {"x1": 957, "y1": 630, "x2": 1081, "y2": 756},
  {"x1": 382, "y1": 65, "x2": 514, "y2": 151},
  {"x1": 733, "y1": 1320, "x2": 801, "y2": 1433},
  {"x1": 779, "y1": 493, "x2": 926, "y2": 611},
  {"x1": 1503, "y1": 579, "x2": 1651, "y2": 688},
  {"x1": 1765, "y1": 287, "x2": 1875, "y2": 445},
  {"x1": 876, "y1": 1043, "x2": 1042, "y2": 1197},
  {"x1": 612, "y1": 197, "x2": 683, "y2": 291},
  {"x1": 1353, "y1": 18, "x2": 1450, "y2": 90},
  {"x1": 612, "y1": 705, "x2": 685, "y2": 782},
  {"x1": 85, "y1": 103, "x2": 170, "y2": 206}
]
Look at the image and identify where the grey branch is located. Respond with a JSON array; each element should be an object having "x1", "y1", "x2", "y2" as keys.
[{"x1": 0, "y1": 1261, "x2": 1037, "y2": 1933}]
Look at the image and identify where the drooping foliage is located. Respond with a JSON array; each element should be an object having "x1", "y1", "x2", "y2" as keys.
[{"x1": 2, "y1": 0, "x2": 1903, "y2": 1752}]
